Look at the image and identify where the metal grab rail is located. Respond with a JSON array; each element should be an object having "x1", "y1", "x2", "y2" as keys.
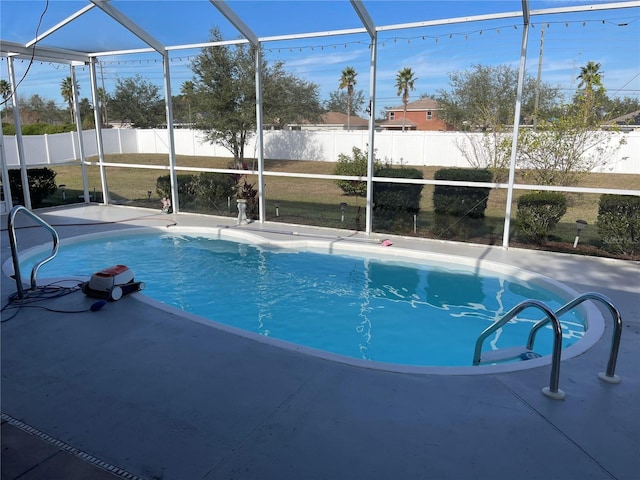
[
  {"x1": 7, "y1": 205, "x2": 60, "y2": 299},
  {"x1": 527, "y1": 292, "x2": 623, "y2": 384},
  {"x1": 473, "y1": 299, "x2": 565, "y2": 400}
]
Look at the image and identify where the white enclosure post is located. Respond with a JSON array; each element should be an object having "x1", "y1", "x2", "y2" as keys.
[
  {"x1": 89, "y1": 58, "x2": 109, "y2": 204},
  {"x1": 162, "y1": 51, "x2": 180, "y2": 213},
  {"x1": 502, "y1": 1, "x2": 530, "y2": 248},
  {"x1": 7, "y1": 57, "x2": 31, "y2": 210},
  {"x1": 255, "y1": 43, "x2": 266, "y2": 223},
  {"x1": 365, "y1": 35, "x2": 378, "y2": 235},
  {"x1": 350, "y1": 0, "x2": 378, "y2": 235},
  {"x1": 71, "y1": 65, "x2": 90, "y2": 203}
]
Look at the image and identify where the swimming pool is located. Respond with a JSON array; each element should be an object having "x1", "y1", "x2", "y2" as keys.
[{"x1": 13, "y1": 227, "x2": 600, "y2": 372}]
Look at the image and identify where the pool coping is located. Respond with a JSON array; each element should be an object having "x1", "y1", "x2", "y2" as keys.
[{"x1": 6, "y1": 222, "x2": 606, "y2": 376}]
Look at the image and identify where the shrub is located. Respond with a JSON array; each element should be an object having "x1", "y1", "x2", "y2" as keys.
[
  {"x1": 156, "y1": 174, "x2": 197, "y2": 206},
  {"x1": 334, "y1": 147, "x2": 380, "y2": 198},
  {"x1": 8, "y1": 167, "x2": 57, "y2": 208},
  {"x1": 597, "y1": 194, "x2": 640, "y2": 256},
  {"x1": 20, "y1": 124, "x2": 76, "y2": 135},
  {"x1": 194, "y1": 172, "x2": 236, "y2": 213},
  {"x1": 373, "y1": 167, "x2": 424, "y2": 232},
  {"x1": 433, "y1": 168, "x2": 493, "y2": 218},
  {"x1": 516, "y1": 192, "x2": 567, "y2": 244}
]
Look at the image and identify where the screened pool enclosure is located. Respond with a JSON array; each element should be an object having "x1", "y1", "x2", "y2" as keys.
[{"x1": 1, "y1": 0, "x2": 639, "y2": 252}]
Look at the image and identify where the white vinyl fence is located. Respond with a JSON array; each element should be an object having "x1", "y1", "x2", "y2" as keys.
[{"x1": 3, "y1": 128, "x2": 639, "y2": 174}]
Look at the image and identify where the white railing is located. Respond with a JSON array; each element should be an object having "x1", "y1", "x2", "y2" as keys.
[{"x1": 3, "y1": 128, "x2": 639, "y2": 174}]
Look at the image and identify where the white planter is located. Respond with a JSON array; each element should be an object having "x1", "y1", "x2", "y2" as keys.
[{"x1": 237, "y1": 198, "x2": 248, "y2": 225}]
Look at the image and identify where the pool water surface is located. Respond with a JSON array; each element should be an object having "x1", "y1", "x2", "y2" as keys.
[{"x1": 21, "y1": 230, "x2": 586, "y2": 368}]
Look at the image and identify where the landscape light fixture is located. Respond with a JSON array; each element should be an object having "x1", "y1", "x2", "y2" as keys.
[
  {"x1": 147, "y1": 190, "x2": 152, "y2": 200},
  {"x1": 573, "y1": 219, "x2": 588, "y2": 248},
  {"x1": 275, "y1": 203, "x2": 280, "y2": 217},
  {"x1": 340, "y1": 202, "x2": 348, "y2": 222},
  {"x1": 59, "y1": 184, "x2": 66, "y2": 200}
]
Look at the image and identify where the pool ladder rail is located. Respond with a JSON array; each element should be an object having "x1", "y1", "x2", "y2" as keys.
[
  {"x1": 473, "y1": 293, "x2": 623, "y2": 400},
  {"x1": 7, "y1": 205, "x2": 60, "y2": 300}
]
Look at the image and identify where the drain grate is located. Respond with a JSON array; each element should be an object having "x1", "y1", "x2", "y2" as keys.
[{"x1": 1, "y1": 412, "x2": 144, "y2": 480}]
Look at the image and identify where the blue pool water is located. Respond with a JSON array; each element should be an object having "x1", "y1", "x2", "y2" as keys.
[{"x1": 25, "y1": 231, "x2": 585, "y2": 367}]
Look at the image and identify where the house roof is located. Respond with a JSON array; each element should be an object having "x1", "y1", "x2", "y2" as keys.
[
  {"x1": 300, "y1": 111, "x2": 370, "y2": 126},
  {"x1": 379, "y1": 117, "x2": 418, "y2": 127},
  {"x1": 609, "y1": 109, "x2": 640, "y2": 125},
  {"x1": 322, "y1": 111, "x2": 369, "y2": 126},
  {"x1": 387, "y1": 98, "x2": 440, "y2": 112}
]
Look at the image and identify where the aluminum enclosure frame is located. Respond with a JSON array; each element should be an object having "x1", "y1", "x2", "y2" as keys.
[{"x1": 1, "y1": 1, "x2": 638, "y2": 245}]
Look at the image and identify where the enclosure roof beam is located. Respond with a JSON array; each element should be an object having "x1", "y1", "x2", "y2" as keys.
[
  {"x1": 376, "y1": 1, "x2": 639, "y2": 32},
  {"x1": 530, "y1": 1, "x2": 640, "y2": 16},
  {"x1": 350, "y1": 0, "x2": 376, "y2": 38},
  {"x1": 522, "y1": 0, "x2": 530, "y2": 25},
  {"x1": 90, "y1": 0, "x2": 165, "y2": 54},
  {"x1": 209, "y1": 0, "x2": 259, "y2": 46},
  {"x1": 376, "y1": 10, "x2": 524, "y2": 32},
  {"x1": 0, "y1": 40, "x2": 89, "y2": 65},
  {"x1": 26, "y1": 3, "x2": 96, "y2": 48}
]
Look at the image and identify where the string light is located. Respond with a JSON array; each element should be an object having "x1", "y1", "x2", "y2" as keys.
[{"x1": 25, "y1": 14, "x2": 631, "y2": 73}]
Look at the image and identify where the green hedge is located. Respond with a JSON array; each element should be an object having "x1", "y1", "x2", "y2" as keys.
[
  {"x1": 7, "y1": 167, "x2": 57, "y2": 208},
  {"x1": 433, "y1": 168, "x2": 493, "y2": 218},
  {"x1": 156, "y1": 174, "x2": 198, "y2": 206},
  {"x1": 2, "y1": 124, "x2": 77, "y2": 135},
  {"x1": 156, "y1": 172, "x2": 240, "y2": 214},
  {"x1": 373, "y1": 167, "x2": 424, "y2": 232},
  {"x1": 516, "y1": 192, "x2": 567, "y2": 244},
  {"x1": 597, "y1": 194, "x2": 640, "y2": 256}
]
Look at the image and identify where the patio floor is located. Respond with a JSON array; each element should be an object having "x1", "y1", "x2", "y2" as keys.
[{"x1": 1, "y1": 204, "x2": 639, "y2": 480}]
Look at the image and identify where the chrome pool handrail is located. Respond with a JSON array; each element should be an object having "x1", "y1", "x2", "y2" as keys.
[
  {"x1": 473, "y1": 299, "x2": 565, "y2": 400},
  {"x1": 7, "y1": 205, "x2": 60, "y2": 299},
  {"x1": 527, "y1": 292, "x2": 623, "y2": 383}
]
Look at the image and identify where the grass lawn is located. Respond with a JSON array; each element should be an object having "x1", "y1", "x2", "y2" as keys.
[{"x1": 39, "y1": 154, "x2": 639, "y2": 260}]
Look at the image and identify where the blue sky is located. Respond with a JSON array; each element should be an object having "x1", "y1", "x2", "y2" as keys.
[{"x1": 1, "y1": 0, "x2": 639, "y2": 115}]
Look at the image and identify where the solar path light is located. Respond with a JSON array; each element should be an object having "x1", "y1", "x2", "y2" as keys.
[{"x1": 573, "y1": 219, "x2": 588, "y2": 248}]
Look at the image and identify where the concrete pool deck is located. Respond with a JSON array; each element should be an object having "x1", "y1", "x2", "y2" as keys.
[{"x1": 1, "y1": 204, "x2": 639, "y2": 479}]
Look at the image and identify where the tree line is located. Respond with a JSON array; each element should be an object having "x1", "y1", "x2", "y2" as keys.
[{"x1": 1, "y1": 27, "x2": 638, "y2": 166}]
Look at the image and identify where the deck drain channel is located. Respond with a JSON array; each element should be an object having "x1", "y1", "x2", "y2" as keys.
[{"x1": 1, "y1": 412, "x2": 144, "y2": 480}]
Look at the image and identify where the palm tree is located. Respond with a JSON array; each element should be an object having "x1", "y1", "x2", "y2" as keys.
[
  {"x1": 0, "y1": 79, "x2": 11, "y2": 124},
  {"x1": 576, "y1": 61, "x2": 604, "y2": 124},
  {"x1": 395, "y1": 67, "x2": 417, "y2": 132},
  {"x1": 60, "y1": 76, "x2": 79, "y2": 123},
  {"x1": 339, "y1": 67, "x2": 357, "y2": 131}
]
